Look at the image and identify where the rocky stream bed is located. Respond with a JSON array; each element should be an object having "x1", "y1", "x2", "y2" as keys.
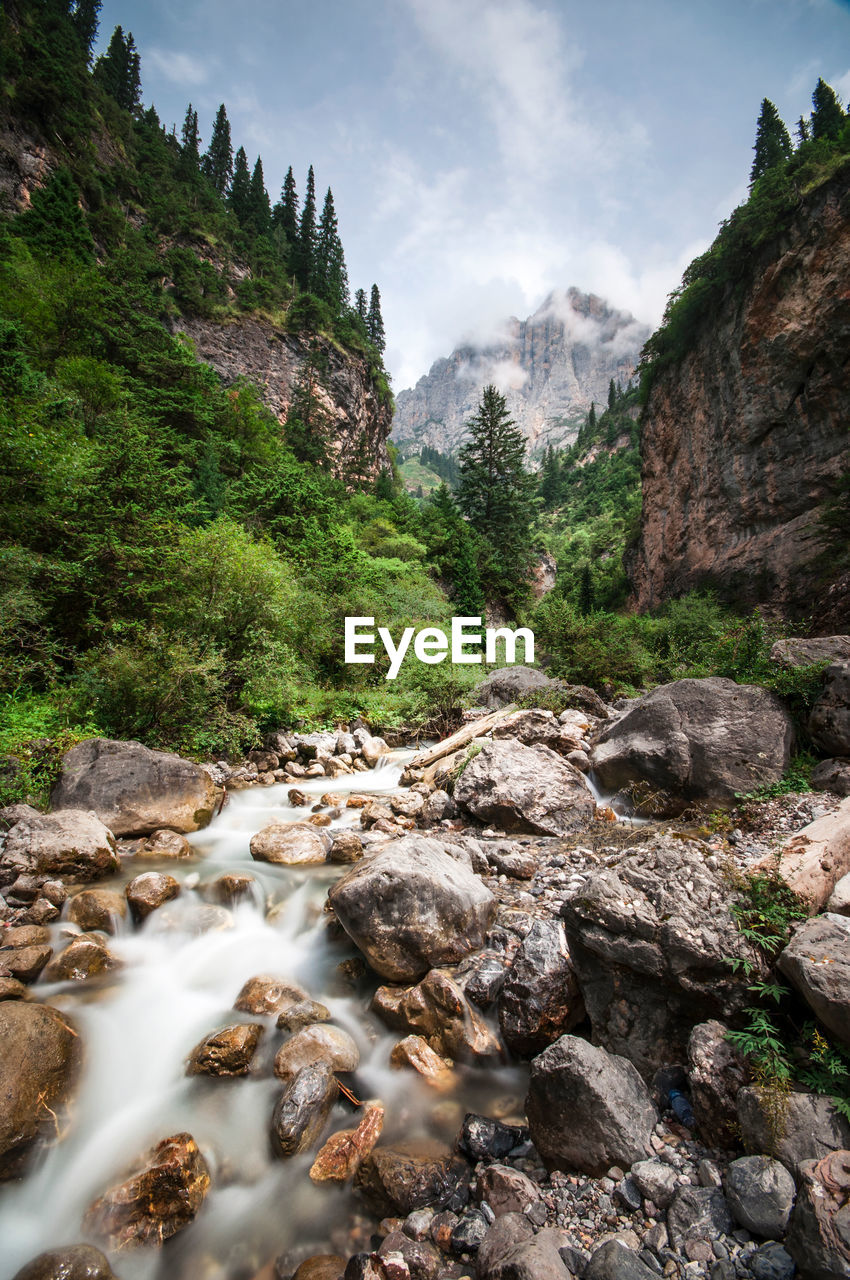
[{"x1": 3, "y1": 660, "x2": 850, "y2": 1280}]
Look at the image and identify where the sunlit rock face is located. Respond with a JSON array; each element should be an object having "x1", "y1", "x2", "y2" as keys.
[
  {"x1": 392, "y1": 287, "x2": 648, "y2": 456},
  {"x1": 631, "y1": 164, "x2": 850, "y2": 626}
]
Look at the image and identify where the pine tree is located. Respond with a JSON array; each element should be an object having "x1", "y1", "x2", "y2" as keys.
[
  {"x1": 539, "y1": 445, "x2": 561, "y2": 509},
  {"x1": 354, "y1": 288, "x2": 368, "y2": 320},
  {"x1": 203, "y1": 104, "x2": 233, "y2": 196},
  {"x1": 285, "y1": 341, "x2": 332, "y2": 466},
  {"x1": 315, "y1": 187, "x2": 349, "y2": 313},
  {"x1": 588, "y1": 403, "x2": 597, "y2": 432},
  {"x1": 578, "y1": 563, "x2": 595, "y2": 616},
  {"x1": 294, "y1": 165, "x2": 317, "y2": 292},
  {"x1": 247, "y1": 156, "x2": 271, "y2": 236},
  {"x1": 180, "y1": 104, "x2": 200, "y2": 166},
  {"x1": 71, "y1": 0, "x2": 101, "y2": 61},
  {"x1": 608, "y1": 378, "x2": 617, "y2": 411},
  {"x1": 457, "y1": 385, "x2": 535, "y2": 604},
  {"x1": 811, "y1": 78, "x2": 845, "y2": 142},
  {"x1": 94, "y1": 26, "x2": 141, "y2": 112},
  {"x1": 796, "y1": 116, "x2": 810, "y2": 146},
  {"x1": 273, "y1": 166, "x2": 299, "y2": 248},
  {"x1": 750, "y1": 99, "x2": 792, "y2": 185},
  {"x1": 367, "y1": 284, "x2": 385, "y2": 353},
  {"x1": 228, "y1": 147, "x2": 251, "y2": 223},
  {"x1": 19, "y1": 168, "x2": 94, "y2": 262}
]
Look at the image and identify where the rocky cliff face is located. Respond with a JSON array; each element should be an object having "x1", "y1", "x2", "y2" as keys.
[
  {"x1": 175, "y1": 317, "x2": 393, "y2": 483},
  {"x1": 392, "y1": 288, "x2": 648, "y2": 457},
  {"x1": 631, "y1": 165, "x2": 850, "y2": 626}
]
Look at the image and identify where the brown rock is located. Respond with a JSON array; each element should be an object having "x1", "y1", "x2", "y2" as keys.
[
  {"x1": 354, "y1": 1141, "x2": 471, "y2": 1217},
  {"x1": 687, "y1": 1020, "x2": 749, "y2": 1149},
  {"x1": 249, "y1": 822, "x2": 330, "y2": 865},
  {"x1": 125, "y1": 871, "x2": 181, "y2": 922},
  {"x1": 778, "y1": 914, "x2": 850, "y2": 1045},
  {"x1": 389, "y1": 1036, "x2": 455, "y2": 1091},
  {"x1": 288, "y1": 788, "x2": 310, "y2": 807},
  {"x1": 208, "y1": 873, "x2": 256, "y2": 906},
  {"x1": 372, "y1": 970, "x2": 500, "y2": 1062},
  {"x1": 0, "y1": 925, "x2": 53, "y2": 982},
  {"x1": 329, "y1": 831, "x2": 364, "y2": 864},
  {"x1": 0, "y1": 1001, "x2": 82, "y2": 1179},
  {"x1": 142, "y1": 828, "x2": 193, "y2": 859},
  {"x1": 360, "y1": 801, "x2": 395, "y2": 829},
  {"x1": 186, "y1": 1023, "x2": 264, "y2": 1076},
  {"x1": 320, "y1": 793, "x2": 346, "y2": 808},
  {"x1": 2, "y1": 810, "x2": 119, "y2": 882},
  {"x1": 83, "y1": 1132, "x2": 210, "y2": 1249},
  {"x1": 308, "y1": 813, "x2": 332, "y2": 828},
  {"x1": 271, "y1": 1062, "x2": 338, "y2": 1157},
  {"x1": 11, "y1": 1244, "x2": 118, "y2": 1279},
  {"x1": 475, "y1": 1164, "x2": 541, "y2": 1216},
  {"x1": 0, "y1": 977, "x2": 30, "y2": 1000},
  {"x1": 67, "y1": 889, "x2": 127, "y2": 934},
  {"x1": 293, "y1": 1257, "x2": 346, "y2": 1280},
  {"x1": 454, "y1": 739, "x2": 595, "y2": 836},
  {"x1": 309, "y1": 1101, "x2": 385, "y2": 1183},
  {"x1": 276, "y1": 1000, "x2": 331, "y2": 1032},
  {"x1": 42, "y1": 934, "x2": 116, "y2": 983},
  {"x1": 786, "y1": 1150, "x2": 850, "y2": 1277},
  {"x1": 274, "y1": 1024, "x2": 360, "y2": 1079},
  {"x1": 233, "y1": 974, "x2": 308, "y2": 1016},
  {"x1": 738, "y1": 1085, "x2": 850, "y2": 1175},
  {"x1": 51, "y1": 738, "x2": 217, "y2": 835},
  {"x1": 759, "y1": 796, "x2": 850, "y2": 913}
]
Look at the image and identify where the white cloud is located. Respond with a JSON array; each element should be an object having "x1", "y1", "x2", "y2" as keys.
[{"x1": 147, "y1": 48, "x2": 211, "y2": 87}]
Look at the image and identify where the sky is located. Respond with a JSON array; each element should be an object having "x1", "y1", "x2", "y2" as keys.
[{"x1": 96, "y1": 0, "x2": 850, "y2": 390}]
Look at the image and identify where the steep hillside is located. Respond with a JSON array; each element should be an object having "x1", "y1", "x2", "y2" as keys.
[
  {"x1": 393, "y1": 287, "x2": 648, "y2": 457},
  {"x1": 632, "y1": 153, "x2": 850, "y2": 628}
]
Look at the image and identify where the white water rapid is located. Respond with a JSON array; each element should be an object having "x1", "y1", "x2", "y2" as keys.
[{"x1": 0, "y1": 753, "x2": 527, "y2": 1280}]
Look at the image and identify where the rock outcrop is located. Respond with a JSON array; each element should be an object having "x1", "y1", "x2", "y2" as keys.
[
  {"x1": 392, "y1": 288, "x2": 648, "y2": 456},
  {"x1": 176, "y1": 316, "x2": 392, "y2": 483},
  {"x1": 453, "y1": 739, "x2": 596, "y2": 836},
  {"x1": 0, "y1": 1002, "x2": 82, "y2": 1179},
  {"x1": 631, "y1": 163, "x2": 850, "y2": 624}
]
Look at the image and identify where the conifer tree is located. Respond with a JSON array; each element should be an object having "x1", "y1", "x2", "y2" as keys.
[
  {"x1": 93, "y1": 26, "x2": 141, "y2": 112},
  {"x1": 539, "y1": 445, "x2": 561, "y2": 508},
  {"x1": 273, "y1": 166, "x2": 299, "y2": 248},
  {"x1": 71, "y1": 0, "x2": 101, "y2": 61},
  {"x1": 247, "y1": 156, "x2": 271, "y2": 236},
  {"x1": 203, "y1": 104, "x2": 233, "y2": 195},
  {"x1": 578, "y1": 563, "x2": 595, "y2": 615},
  {"x1": 457, "y1": 385, "x2": 535, "y2": 603},
  {"x1": 19, "y1": 168, "x2": 94, "y2": 262},
  {"x1": 608, "y1": 378, "x2": 617, "y2": 411},
  {"x1": 750, "y1": 98, "x2": 792, "y2": 185},
  {"x1": 316, "y1": 187, "x2": 349, "y2": 313},
  {"x1": 811, "y1": 78, "x2": 845, "y2": 142},
  {"x1": 294, "y1": 165, "x2": 317, "y2": 292},
  {"x1": 228, "y1": 146, "x2": 251, "y2": 224},
  {"x1": 367, "y1": 284, "x2": 385, "y2": 353},
  {"x1": 796, "y1": 116, "x2": 811, "y2": 145},
  {"x1": 588, "y1": 403, "x2": 597, "y2": 433},
  {"x1": 354, "y1": 288, "x2": 368, "y2": 321},
  {"x1": 180, "y1": 104, "x2": 200, "y2": 165}
]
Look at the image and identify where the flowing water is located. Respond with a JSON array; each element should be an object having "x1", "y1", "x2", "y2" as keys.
[{"x1": 0, "y1": 754, "x2": 528, "y2": 1280}]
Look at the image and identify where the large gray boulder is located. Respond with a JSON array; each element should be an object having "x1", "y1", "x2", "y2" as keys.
[
  {"x1": 725, "y1": 1156, "x2": 795, "y2": 1239},
  {"x1": 770, "y1": 636, "x2": 850, "y2": 668},
  {"x1": 737, "y1": 1087, "x2": 850, "y2": 1176},
  {"x1": 0, "y1": 1002, "x2": 82, "y2": 1179},
  {"x1": 2, "y1": 810, "x2": 118, "y2": 882},
  {"x1": 786, "y1": 1151, "x2": 850, "y2": 1278},
  {"x1": 561, "y1": 839, "x2": 768, "y2": 1077},
  {"x1": 51, "y1": 738, "x2": 218, "y2": 836},
  {"x1": 525, "y1": 1035, "x2": 657, "y2": 1175},
  {"x1": 328, "y1": 836, "x2": 496, "y2": 982},
  {"x1": 474, "y1": 666, "x2": 559, "y2": 708},
  {"x1": 591, "y1": 677, "x2": 794, "y2": 812},
  {"x1": 250, "y1": 822, "x2": 330, "y2": 865},
  {"x1": 497, "y1": 919, "x2": 585, "y2": 1056},
  {"x1": 453, "y1": 739, "x2": 595, "y2": 837},
  {"x1": 778, "y1": 915, "x2": 850, "y2": 1047},
  {"x1": 810, "y1": 662, "x2": 850, "y2": 758},
  {"x1": 687, "y1": 1020, "x2": 749, "y2": 1149}
]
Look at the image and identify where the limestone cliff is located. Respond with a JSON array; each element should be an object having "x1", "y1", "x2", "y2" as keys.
[
  {"x1": 631, "y1": 162, "x2": 850, "y2": 627},
  {"x1": 392, "y1": 288, "x2": 648, "y2": 457},
  {"x1": 171, "y1": 317, "x2": 393, "y2": 484}
]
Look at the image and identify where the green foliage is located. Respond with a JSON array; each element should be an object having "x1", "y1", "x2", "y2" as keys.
[
  {"x1": 18, "y1": 169, "x2": 94, "y2": 262},
  {"x1": 728, "y1": 867, "x2": 808, "y2": 958},
  {"x1": 750, "y1": 99, "x2": 792, "y2": 186},
  {"x1": 737, "y1": 752, "x2": 817, "y2": 801},
  {"x1": 799, "y1": 1026, "x2": 850, "y2": 1120}
]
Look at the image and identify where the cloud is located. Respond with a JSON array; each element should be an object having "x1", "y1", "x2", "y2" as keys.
[{"x1": 147, "y1": 49, "x2": 211, "y2": 87}]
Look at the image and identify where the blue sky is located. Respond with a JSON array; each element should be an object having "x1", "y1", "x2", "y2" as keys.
[{"x1": 96, "y1": 0, "x2": 850, "y2": 389}]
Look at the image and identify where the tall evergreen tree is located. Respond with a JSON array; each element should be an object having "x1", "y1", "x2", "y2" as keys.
[
  {"x1": 315, "y1": 187, "x2": 349, "y2": 313},
  {"x1": 273, "y1": 166, "x2": 299, "y2": 248},
  {"x1": 367, "y1": 284, "x2": 385, "y2": 353},
  {"x1": 18, "y1": 168, "x2": 94, "y2": 263},
  {"x1": 354, "y1": 288, "x2": 368, "y2": 321},
  {"x1": 93, "y1": 26, "x2": 141, "y2": 112},
  {"x1": 246, "y1": 156, "x2": 271, "y2": 236},
  {"x1": 294, "y1": 165, "x2": 317, "y2": 292},
  {"x1": 71, "y1": 0, "x2": 101, "y2": 61},
  {"x1": 811, "y1": 78, "x2": 845, "y2": 142},
  {"x1": 796, "y1": 116, "x2": 811, "y2": 146},
  {"x1": 456, "y1": 385, "x2": 535, "y2": 604},
  {"x1": 750, "y1": 98, "x2": 792, "y2": 185},
  {"x1": 607, "y1": 378, "x2": 617, "y2": 410},
  {"x1": 228, "y1": 146, "x2": 251, "y2": 224},
  {"x1": 587, "y1": 403, "x2": 597, "y2": 433},
  {"x1": 202, "y1": 104, "x2": 233, "y2": 196},
  {"x1": 180, "y1": 104, "x2": 200, "y2": 165}
]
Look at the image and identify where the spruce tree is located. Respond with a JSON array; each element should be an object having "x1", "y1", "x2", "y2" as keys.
[
  {"x1": 180, "y1": 104, "x2": 200, "y2": 165},
  {"x1": 578, "y1": 563, "x2": 595, "y2": 616},
  {"x1": 273, "y1": 166, "x2": 299, "y2": 248},
  {"x1": 367, "y1": 284, "x2": 385, "y2": 353},
  {"x1": 750, "y1": 98, "x2": 792, "y2": 185},
  {"x1": 608, "y1": 378, "x2": 617, "y2": 411},
  {"x1": 796, "y1": 116, "x2": 811, "y2": 146},
  {"x1": 588, "y1": 403, "x2": 597, "y2": 433},
  {"x1": 71, "y1": 0, "x2": 101, "y2": 61},
  {"x1": 457, "y1": 385, "x2": 535, "y2": 603},
  {"x1": 294, "y1": 165, "x2": 317, "y2": 292},
  {"x1": 18, "y1": 168, "x2": 94, "y2": 262},
  {"x1": 203, "y1": 104, "x2": 233, "y2": 196},
  {"x1": 811, "y1": 78, "x2": 845, "y2": 142},
  {"x1": 247, "y1": 156, "x2": 271, "y2": 236},
  {"x1": 93, "y1": 26, "x2": 141, "y2": 112},
  {"x1": 316, "y1": 187, "x2": 349, "y2": 313},
  {"x1": 228, "y1": 147, "x2": 251, "y2": 223},
  {"x1": 355, "y1": 288, "x2": 367, "y2": 320}
]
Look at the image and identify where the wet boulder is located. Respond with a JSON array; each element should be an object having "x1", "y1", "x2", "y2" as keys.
[
  {"x1": 525, "y1": 1035, "x2": 657, "y2": 1176},
  {"x1": 83, "y1": 1132, "x2": 211, "y2": 1249},
  {"x1": 271, "y1": 1062, "x2": 338, "y2": 1157},
  {"x1": 309, "y1": 1101, "x2": 385, "y2": 1183},
  {"x1": 0, "y1": 1001, "x2": 82, "y2": 1179},
  {"x1": 0, "y1": 924, "x2": 52, "y2": 983},
  {"x1": 67, "y1": 889, "x2": 127, "y2": 935},
  {"x1": 142, "y1": 828, "x2": 194, "y2": 859},
  {"x1": 389, "y1": 1036, "x2": 455, "y2": 1091},
  {"x1": 2, "y1": 810, "x2": 118, "y2": 883},
  {"x1": 329, "y1": 831, "x2": 364, "y2": 864},
  {"x1": 591, "y1": 677, "x2": 794, "y2": 812},
  {"x1": 233, "y1": 974, "x2": 308, "y2": 1016},
  {"x1": 372, "y1": 969, "x2": 500, "y2": 1061},
  {"x1": 11, "y1": 1244, "x2": 118, "y2": 1280},
  {"x1": 355, "y1": 1140, "x2": 471, "y2": 1217},
  {"x1": 273, "y1": 1023, "x2": 360, "y2": 1078},
  {"x1": 328, "y1": 836, "x2": 496, "y2": 983},
  {"x1": 42, "y1": 934, "x2": 117, "y2": 983},
  {"x1": 453, "y1": 739, "x2": 595, "y2": 837},
  {"x1": 497, "y1": 919, "x2": 584, "y2": 1056},
  {"x1": 125, "y1": 871, "x2": 181, "y2": 922},
  {"x1": 186, "y1": 1023, "x2": 264, "y2": 1076},
  {"x1": 51, "y1": 738, "x2": 218, "y2": 835},
  {"x1": 277, "y1": 1000, "x2": 331, "y2": 1032},
  {"x1": 250, "y1": 822, "x2": 330, "y2": 865},
  {"x1": 778, "y1": 914, "x2": 850, "y2": 1046}
]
